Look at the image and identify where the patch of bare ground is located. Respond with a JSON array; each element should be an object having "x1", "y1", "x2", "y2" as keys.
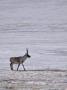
[{"x1": 0, "y1": 69, "x2": 67, "y2": 90}]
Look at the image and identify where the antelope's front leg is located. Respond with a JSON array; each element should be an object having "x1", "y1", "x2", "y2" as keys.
[{"x1": 22, "y1": 64, "x2": 26, "y2": 71}]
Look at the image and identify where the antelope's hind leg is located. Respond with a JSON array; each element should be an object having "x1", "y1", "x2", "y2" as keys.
[
  {"x1": 17, "y1": 64, "x2": 20, "y2": 71},
  {"x1": 10, "y1": 63, "x2": 13, "y2": 70}
]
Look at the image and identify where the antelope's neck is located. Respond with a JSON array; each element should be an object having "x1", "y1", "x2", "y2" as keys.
[{"x1": 21, "y1": 54, "x2": 27, "y2": 61}]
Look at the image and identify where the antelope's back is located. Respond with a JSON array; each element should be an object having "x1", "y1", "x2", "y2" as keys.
[{"x1": 10, "y1": 57, "x2": 22, "y2": 64}]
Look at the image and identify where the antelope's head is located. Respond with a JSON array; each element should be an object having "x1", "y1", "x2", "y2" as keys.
[{"x1": 26, "y1": 49, "x2": 31, "y2": 58}]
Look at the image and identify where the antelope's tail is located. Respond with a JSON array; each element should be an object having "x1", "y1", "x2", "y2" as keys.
[{"x1": 10, "y1": 57, "x2": 12, "y2": 62}]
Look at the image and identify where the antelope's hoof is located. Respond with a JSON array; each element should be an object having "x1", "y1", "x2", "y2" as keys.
[
  {"x1": 24, "y1": 69, "x2": 26, "y2": 71},
  {"x1": 11, "y1": 69, "x2": 13, "y2": 70}
]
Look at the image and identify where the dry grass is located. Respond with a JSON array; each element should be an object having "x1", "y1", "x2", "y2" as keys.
[{"x1": 0, "y1": 69, "x2": 67, "y2": 90}]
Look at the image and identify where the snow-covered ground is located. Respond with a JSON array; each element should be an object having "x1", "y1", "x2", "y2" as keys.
[
  {"x1": 0, "y1": 0, "x2": 67, "y2": 70},
  {"x1": 0, "y1": 0, "x2": 67, "y2": 89}
]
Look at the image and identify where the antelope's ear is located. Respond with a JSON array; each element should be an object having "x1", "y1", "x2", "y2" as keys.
[{"x1": 26, "y1": 48, "x2": 28, "y2": 53}]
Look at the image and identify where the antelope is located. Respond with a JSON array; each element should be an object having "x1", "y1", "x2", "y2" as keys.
[{"x1": 10, "y1": 49, "x2": 31, "y2": 71}]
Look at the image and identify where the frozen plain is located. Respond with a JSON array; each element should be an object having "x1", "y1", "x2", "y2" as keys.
[{"x1": 0, "y1": 0, "x2": 67, "y2": 90}]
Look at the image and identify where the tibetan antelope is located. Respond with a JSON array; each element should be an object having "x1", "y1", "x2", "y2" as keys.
[{"x1": 10, "y1": 49, "x2": 31, "y2": 71}]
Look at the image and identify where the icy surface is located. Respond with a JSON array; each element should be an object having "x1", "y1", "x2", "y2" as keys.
[{"x1": 0, "y1": 0, "x2": 67, "y2": 70}]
